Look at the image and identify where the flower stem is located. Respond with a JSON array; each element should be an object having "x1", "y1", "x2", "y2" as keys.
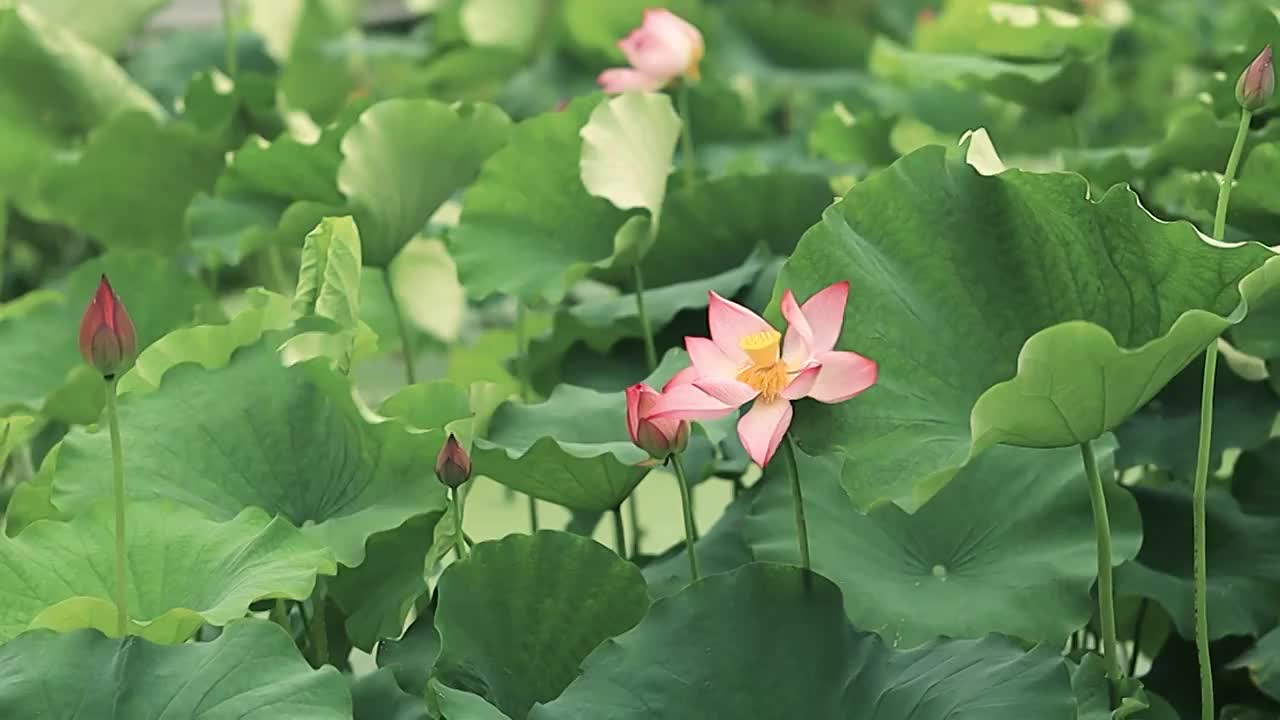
[
  {"x1": 383, "y1": 270, "x2": 416, "y2": 385},
  {"x1": 780, "y1": 434, "x2": 811, "y2": 572},
  {"x1": 0, "y1": 197, "x2": 8, "y2": 301},
  {"x1": 1213, "y1": 110, "x2": 1252, "y2": 242},
  {"x1": 627, "y1": 498, "x2": 642, "y2": 557},
  {"x1": 105, "y1": 378, "x2": 129, "y2": 637},
  {"x1": 267, "y1": 245, "x2": 290, "y2": 293},
  {"x1": 451, "y1": 486, "x2": 468, "y2": 561},
  {"x1": 308, "y1": 578, "x2": 329, "y2": 667},
  {"x1": 1129, "y1": 597, "x2": 1149, "y2": 678},
  {"x1": 1080, "y1": 439, "x2": 1122, "y2": 682},
  {"x1": 612, "y1": 505, "x2": 627, "y2": 561},
  {"x1": 677, "y1": 83, "x2": 696, "y2": 181},
  {"x1": 1188, "y1": 107, "x2": 1250, "y2": 720},
  {"x1": 670, "y1": 453, "x2": 700, "y2": 582},
  {"x1": 632, "y1": 264, "x2": 658, "y2": 371},
  {"x1": 220, "y1": 0, "x2": 239, "y2": 79},
  {"x1": 515, "y1": 303, "x2": 540, "y2": 532}
]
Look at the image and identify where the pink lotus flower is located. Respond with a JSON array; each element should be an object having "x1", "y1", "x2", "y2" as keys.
[
  {"x1": 597, "y1": 9, "x2": 704, "y2": 93},
  {"x1": 653, "y1": 282, "x2": 877, "y2": 467},
  {"x1": 79, "y1": 275, "x2": 137, "y2": 379},
  {"x1": 435, "y1": 433, "x2": 472, "y2": 489},
  {"x1": 626, "y1": 381, "x2": 690, "y2": 461}
]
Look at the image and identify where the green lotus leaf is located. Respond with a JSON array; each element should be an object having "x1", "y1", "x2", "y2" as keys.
[
  {"x1": 915, "y1": 0, "x2": 1109, "y2": 60},
  {"x1": 29, "y1": 110, "x2": 225, "y2": 252},
  {"x1": 433, "y1": 531, "x2": 649, "y2": 719},
  {"x1": 1116, "y1": 440, "x2": 1280, "y2": 635},
  {"x1": 473, "y1": 350, "x2": 687, "y2": 512},
  {"x1": 0, "y1": 499, "x2": 334, "y2": 643},
  {"x1": 329, "y1": 512, "x2": 442, "y2": 652},
  {"x1": 579, "y1": 91, "x2": 680, "y2": 229},
  {"x1": 293, "y1": 216, "x2": 363, "y2": 334},
  {"x1": 46, "y1": 336, "x2": 450, "y2": 567},
  {"x1": 531, "y1": 563, "x2": 1080, "y2": 719},
  {"x1": 353, "y1": 668, "x2": 432, "y2": 720},
  {"x1": 0, "y1": 619, "x2": 352, "y2": 718},
  {"x1": 0, "y1": 252, "x2": 209, "y2": 423},
  {"x1": 339, "y1": 98, "x2": 511, "y2": 267},
  {"x1": 452, "y1": 95, "x2": 631, "y2": 303},
  {"x1": 0, "y1": 2, "x2": 161, "y2": 206},
  {"x1": 777, "y1": 138, "x2": 1280, "y2": 510},
  {"x1": 432, "y1": 679, "x2": 516, "y2": 720},
  {"x1": 20, "y1": 0, "x2": 170, "y2": 53},
  {"x1": 377, "y1": 605, "x2": 440, "y2": 697},
  {"x1": 747, "y1": 440, "x2": 1140, "y2": 647}
]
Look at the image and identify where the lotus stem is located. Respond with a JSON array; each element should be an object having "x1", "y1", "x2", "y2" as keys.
[
  {"x1": 515, "y1": 303, "x2": 540, "y2": 532},
  {"x1": 1080, "y1": 439, "x2": 1122, "y2": 682},
  {"x1": 677, "y1": 82, "x2": 696, "y2": 181},
  {"x1": 452, "y1": 486, "x2": 468, "y2": 561},
  {"x1": 308, "y1": 578, "x2": 330, "y2": 667},
  {"x1": 105, "y1": 378, "x2": 129, "y2": 637},
  {"x1": 611, "y1": 505, "x2": 627, "y2": 561},
  {"x1": 632, "y1": 264, "x2": 658, "y2": 371},
  {"x1": 383, "y1": 270, "x2": 416, "y2": 385},
  {"x1": 220, "y1": 0, "x2": 238, "y2": 79},
  {"x1": 670, "y1": 453, "x2": 700, "y2": 581},
  {"x1": 780, "y1": 434, "x2": 811, "y2": 572}
]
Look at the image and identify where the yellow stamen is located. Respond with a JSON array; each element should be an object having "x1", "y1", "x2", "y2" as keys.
[{"x1": 737, "y1": 329, "x2": 789, "y2": 401}]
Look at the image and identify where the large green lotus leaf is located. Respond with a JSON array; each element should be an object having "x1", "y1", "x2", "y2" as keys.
[
  {"x1": 431, "y1": 680, "x2": 516, "y2": 720},
  {"x1": 915, "y1": 0, "x2": 1109, "y2": 60},
  {"x1": 0, "y1": 3, "x2": 162, "y2": 205},
  {"x1": 746, "y1": 440, "x2": 1140, "y2": 647},
  {"x1": 1115, "y1": 484, "x2": 1280, "y2": 640},
  {"x1": 433, "y1": 531, "x2": 650, "y2": 720},
  {"x1": 451, "y1": 95, "x2": 630, "y2": 303},
  {"x1": 339, "y1": 98, "x2": 511, "y2": 267},
  {"x1": 46, "y1": 337, "x2": 449, "y2": 567},
  {"x1": 377, "y1": 605, "x2": 440, "y2": 697},
  {"x1": 472, "y1": 350, "x2": 688, "y2": 511},
  {"x1": 0, "y1": 499, "x2": 334, "y2": 643},
  {"x1": 28, "y1": 110, "x2": 225, "y2": 252},
  {"x1": 0, "y1": 619, "x2": 352, "y2": 718},
  {"x1": 329, "y1": 512, "x2": 441, "y2": 652},
  {"x1": 1115, "y1": 355, "x2": 1279, "y2": 476},
  {"x1": 21, "y1": 0, "x2": 170, "y2": 53},
  {"x1": 777, "y1": 140, "x2": 1280, "y2": 510},
  {"x1": 531, "y1": 563, "x2": 1079, "y2": 719},
  {"x1": 870, "y1": 38, "x2": 1092, "y2": 112},
  {"x1": 0, "y1": 252, "x2": 208, "y2": 422}
]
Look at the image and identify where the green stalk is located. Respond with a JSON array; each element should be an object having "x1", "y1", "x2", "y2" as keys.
[
  {"x1": 452, "y1": 486, "x2": 468, "y2": 561},
  {"x1": 267, "y1": 246, "x2": 290, "y2": 294},
  {"x1": 0, "y1": 197, "x2": 8, "y2": 301},
  {"x1": 271, "y1": 599, "x2": 290, "y2": 632},
  {"x1": 515, "y1": 303, "x2": 540, "y2": 532},
  {"x1": 779, "y1": 434, "x2": 811, "y2": 571},
  {"x1": 670, "y1": 453, "x2": 700, "y2": 581},
  {"x1": 1189, "y1": 107, "x2": 1251, "y2": 720},
  {"x1": 677, "y1": 83, "x2": 696, "y2": 181},
  {"x1": 612, "y1": 506, "x2": 627, "y2": 561},
  {"x1": 105, "y1": 378, "x2": 129, "y2": 637},
  {"x1": 220, "y1": 0, "x2": 239, "y2": 79},
  {"x1": 627, "y1": 498, "x2": 642, "y2": 557},
  {"x1": 383, "y1": 271, "x2": 416, "y2": 385},
  {"x1": 1129, "y1": 598, "x2": 1149, "y2": 678},
  {"x1": 308, "y1": 578, "x2": 329, "y2": 667},
  {"x1": 1080, "y1": 439, "x2": 1122, "y2": 682},
  {"x1": 632, "y1": 264, "x2": 658, "y2": 371}
]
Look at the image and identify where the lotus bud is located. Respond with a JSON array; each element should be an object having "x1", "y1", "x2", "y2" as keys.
[
  {"x1": 626, "y1": 383, "x2": 690, "y2": 460},
  {"x1": 78, "y1": 275, "x2": 137, "y2": 379},
  {"x1": 1237, "y1": 45, "x2": 1275, "y2": 112},
  {"x1": 435, "y1": 434, "x2": 472, "y2": 489}
]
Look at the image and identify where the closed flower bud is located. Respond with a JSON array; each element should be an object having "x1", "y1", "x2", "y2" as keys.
[
  {"x1": 625, "y1": 383, "x2": 690, "y2": 460},
  {"x1": 78, "y1": 275, "x2": 137, "y2": 379},
  {"x1": 435, "y1": 434, "x2": 472, "y2": 489},
  {"x1": 1237, "y1": 45, "x2": 1275, "y2": 111}
]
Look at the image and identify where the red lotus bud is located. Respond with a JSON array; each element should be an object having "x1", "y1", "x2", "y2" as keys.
[
  {"x1": 625, "y1": 383, "x2": 689, "y2": 460},
  {"x1": 78, "y1": 275, "x2": 137, "y2": 379},
  {"x1": 1237, "y1": 45, "x2": 1275, "y2": 111},
  {"x1": 435, "y1": 434, "x2": 471, "y2": 489}
]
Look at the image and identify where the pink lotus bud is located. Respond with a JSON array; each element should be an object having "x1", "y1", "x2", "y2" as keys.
[
  {"x1": 1237, "y1": 45, "x2": 1275, "y2": 111},
  {"x1": 625, "y1": 383, "x2": 690, "y2": 460},
  {"x1": 435, "y1": 434, "x2": 472, "y2": 489},
  {"x1": 78, "y1": 275, "x2": 137, "y2": 379},
  {"x1": 598, "y1": 9, "x2": 704, "y2": 94}
]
